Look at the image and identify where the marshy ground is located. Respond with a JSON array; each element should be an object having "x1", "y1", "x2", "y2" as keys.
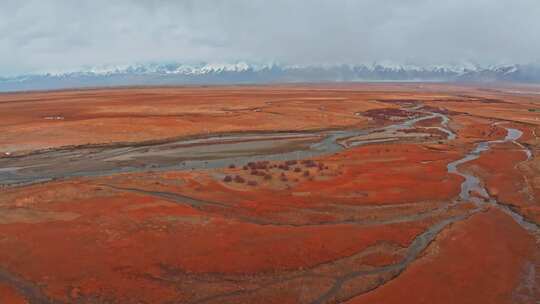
[{"x1": 0, "y1": 83, "x2": 539, "y2": 303}]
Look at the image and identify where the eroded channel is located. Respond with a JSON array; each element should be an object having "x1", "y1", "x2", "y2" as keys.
[
  {"x1": 0, "y1": 106, "x2": 453, "y2": 187},
  {"x1": 306, "y1": 122, "x2": 538, "y2": 303},
  {"x1": 1, "y1": 102, "x2": 538, "y2": 303}
]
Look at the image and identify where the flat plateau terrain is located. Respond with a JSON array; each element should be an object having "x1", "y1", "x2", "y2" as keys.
[{"x1": 0, "y1": 83, "x2": 539, "y2": 303}]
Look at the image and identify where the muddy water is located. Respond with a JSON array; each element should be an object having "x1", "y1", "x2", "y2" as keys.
[
  {"x1": 311, "y1": 126, "x2": 537, "y2": 303},
  {"x1": 1, "y1": 104, "x2": 537, "y2": 303},
  {"x1": 0, "y1": 107, "x2": 455, "y2": 187},
  {"x1": 344, "y1": 105, "x2": 457, "y2": 148},
  {"x1": 447, "y1": 127, "x2": 523, "y2": 203},
  {"x1": 309, "y1": 213, "x2": 471, "y2": 304},
  {"x1": 448, "y1": 126, "x2": 540, "y2": 236},
  {"x1": 422, "y1": 112, "x2": 456, "y2": 141}
]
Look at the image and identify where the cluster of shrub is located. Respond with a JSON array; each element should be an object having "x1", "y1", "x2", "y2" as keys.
[{"x1": 222, "y1": 159, "x2": 329, "y2": 186}]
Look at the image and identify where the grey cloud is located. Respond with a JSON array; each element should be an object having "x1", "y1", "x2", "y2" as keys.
[{"x1": 1, "y1": 0, "x2": 539, "y2": 76}]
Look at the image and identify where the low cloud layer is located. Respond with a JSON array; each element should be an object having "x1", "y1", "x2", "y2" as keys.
[{"x1": 1, "y1": 0, "x2": 539, "y2": 76}]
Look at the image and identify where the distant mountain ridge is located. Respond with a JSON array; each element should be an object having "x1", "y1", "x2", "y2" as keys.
[{"x1": 2, "y1": 62, "x2": 539, "y2": 92}]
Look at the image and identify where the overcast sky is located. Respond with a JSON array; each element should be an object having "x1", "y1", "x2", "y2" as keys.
[{"x1": 1, "y1": 0, "x2": 540, "y2": 76}]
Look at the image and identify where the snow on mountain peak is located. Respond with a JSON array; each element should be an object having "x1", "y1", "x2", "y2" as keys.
[{"x1": 2, "y1": 61, "x2": 539, "y2": 92}]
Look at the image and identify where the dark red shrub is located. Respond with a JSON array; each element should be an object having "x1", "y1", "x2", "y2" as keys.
[
  {"x1": 285, "y1": 160, "x2": 297, "y2": 166},
  {"x1": 234, "y1": 175, "x2": 245, "y2": 183}
]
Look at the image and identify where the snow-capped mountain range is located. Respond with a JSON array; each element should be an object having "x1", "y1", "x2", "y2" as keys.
[{"x1": 1, "y1": 62, "x2": 539, "y2": 92}]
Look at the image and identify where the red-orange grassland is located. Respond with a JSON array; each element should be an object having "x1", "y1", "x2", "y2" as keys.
[{"x1": 0, "y1": 83, "x2": 539, "y2": 303}]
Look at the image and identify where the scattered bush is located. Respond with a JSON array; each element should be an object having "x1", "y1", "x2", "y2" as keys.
[
  {"x1": 285, "y1": 160, "x2": 297, "y2": 166},
  {"x1": 223, "y1": 175, "x2": 233, "y2": 182},
  {"x1": 301, "y1": 160, "x2": 317, "y2": 168}
]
